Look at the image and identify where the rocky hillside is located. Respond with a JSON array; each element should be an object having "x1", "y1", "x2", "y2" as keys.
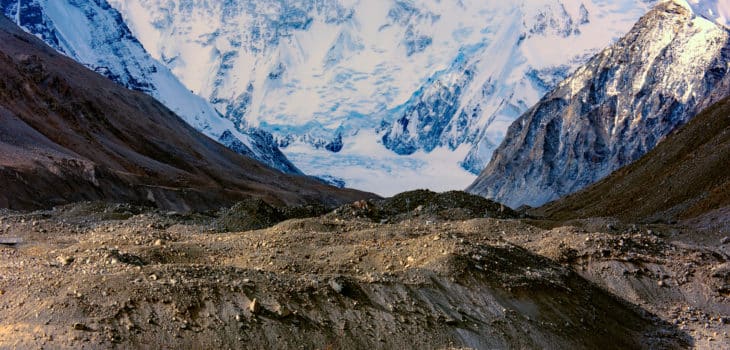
[
  {"x1": 0, "y1": 16, "x2": 371, "y2": 211},
  {"x1": 0, "y1": 201, "x2": 692, "y2": 349},
  {"x1": 535, "y1": 95, "x2": 730, "y2": 225},
  {"x1": 468, "y1": 0, "x2": 730, "y2": 208}
]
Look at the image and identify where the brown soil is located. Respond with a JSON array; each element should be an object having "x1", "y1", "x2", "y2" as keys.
[{"x1": 4, "y1": 200, "x2": 727, "y2": 349}]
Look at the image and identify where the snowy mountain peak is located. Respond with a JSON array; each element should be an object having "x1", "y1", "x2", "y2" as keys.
[
  {"x1": 467, "y1": 0, "x2": 730, "y2": 208},
  {"x1": 107, "y1": 0, "x2": 660, "y2": 195}
]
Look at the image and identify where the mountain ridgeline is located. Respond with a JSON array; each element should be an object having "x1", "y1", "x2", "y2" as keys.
[
  {"x1": 0, "y1": 15, "x2": 371, "y2": 211},
  {"x1": 0, "y1": 0, "x2": 301, "y2": 175},
  {"x1": 107, "y1": 0, "x2": 656, "y2": 188},
  {"x1": 468, "y1": 1, "x2": 730, "y2": 208}
]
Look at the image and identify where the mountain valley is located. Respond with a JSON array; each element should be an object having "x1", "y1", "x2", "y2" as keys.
[{"x1": 0, "y1": 0, "x2": 728, "y2": 349}]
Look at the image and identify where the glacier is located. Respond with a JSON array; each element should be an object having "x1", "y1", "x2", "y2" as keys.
[{"x1": 107, "y1": 0, "x2": 660, "y2": 195}]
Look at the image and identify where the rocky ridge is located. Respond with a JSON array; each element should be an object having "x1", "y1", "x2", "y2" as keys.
[{"x1": 468, "y1": 0, "x2": 730, "y2": 208}]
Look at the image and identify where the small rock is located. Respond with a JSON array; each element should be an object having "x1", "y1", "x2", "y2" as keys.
[
  {"x1": 149, "y1": 274, "x2": 158, "y2": 281},
  {"x1": 248, "y1": 299, "x2": 261, "y2": 314},
  {"x1": 329, "y1": 279, "x2": 344, "y2": 294},
  {"x1": 56, "y1": 256, "x2": 74, "y2": 266},
  {"x1": 275, "y1": 304, "x2": 291, "y2": 317},
  {"x1": 658, "y1": 280, "x2": 665, "y2": 287},
  {"x1": 606, "y1": 224, "x2": 615, "y2": 231},
  {"x1": 72, "y1": 323, "x2": 87, "y2": 331},
  {"x1": 153, "y1": 239, "x2": 165, "y2": 246},
  {"x1": 235, "y1": 314, "x2": 243, "y2": 322},
  {"x1": 721, "y1": 237, "x2": 730, "y2": 245}
]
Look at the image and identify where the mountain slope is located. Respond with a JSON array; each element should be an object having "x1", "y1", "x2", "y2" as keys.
[
  {"x1": 380, "y1": 1, "x2": 659, "y2": 174},
  {"x1": 108, "y1": 0, "x2": 657, "y2": 194},
  {"x1": 535, "y1": 95, "x2": 730, "y2": 223},
  {"x1": 0, "y1": 0, "x2": 301, "y2": 174},
  {"x1": 0, "y1": 15, "x2": 370, "y2": 211},
  {"x1": 468, "y1": 0, "x2": 730, "y2": 208}
]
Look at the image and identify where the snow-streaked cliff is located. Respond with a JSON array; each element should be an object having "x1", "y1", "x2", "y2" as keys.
[{"x1": 468, "y1": 0, "x2": 730, "y2": 208}]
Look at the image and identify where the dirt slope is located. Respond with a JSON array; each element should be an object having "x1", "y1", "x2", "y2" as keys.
[
  {"x1": 0, "y1": 16, "x2": 372, "y2": 212},
  {"x1": 536, "y1": 95, "x2": 730, "y2": 224}
]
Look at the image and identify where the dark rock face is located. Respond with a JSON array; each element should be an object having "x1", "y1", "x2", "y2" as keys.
[
  {"x1": 324, "y1": 132, "x2": 343, "y2": 153},
  {"x1": 328, "y1": 190, "x2": 518, "y2": 223},
  {"x1": 381, "y1": 53, "x2": 475, "y2": 156},
  {"x1": 218, "y1": 129, "x2": 302, "y2": 175},
  {"x1": 536, "y1": 95, "x2": 730, "y2": 224},
  {"x1": 468, "y1": 1, "x2": 730, "y2": 208}
]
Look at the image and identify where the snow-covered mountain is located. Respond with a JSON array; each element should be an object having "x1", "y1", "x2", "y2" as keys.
[
  {"x1": 0, "y1": 0, "x2": 301, "y2": 174},
  {"x1": 107, "y1": 0, "x2": 658, "y2": 195},
  {"x1": 467, "y1": 0, "x2": 730, "y2": 208}
]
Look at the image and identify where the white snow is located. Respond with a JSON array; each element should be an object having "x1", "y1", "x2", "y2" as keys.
[
  {"x1": 107, "y1": 0, "x2": 661, "y2": 193},
  {"x1": 688, "y1": 0, "x2": 730, "y2": 27}
]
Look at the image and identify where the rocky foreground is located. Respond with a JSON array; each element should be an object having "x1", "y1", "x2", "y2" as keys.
[{"x1": 0, "y1": 193, "x2": 728, "y2": 349}]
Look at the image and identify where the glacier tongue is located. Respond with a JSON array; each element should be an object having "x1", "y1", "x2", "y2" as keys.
[
  {"x1": 0, "y1": 0, "x2": 301, "y2": 175},
  {"x1": 468, "y1": 0, "x2": 730, "y2": 208}
]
